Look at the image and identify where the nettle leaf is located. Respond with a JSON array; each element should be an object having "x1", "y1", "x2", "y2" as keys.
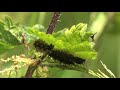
[
  {"x1": 28, "y1": 23, "x2": 97, "y2": 64},
  {"x1": 32, "y1": 24, "x2": 45, "y2": 32},
  {"x1": 0, "y1": 41, "x2": 15, "y2": 54},
  {"x1": 0, "y1": 20, "x2": 5, "y2": 26},
  {"x1": 54, "y1": 40, "x2": 65, "y2": 50},
  {"x1": 74, "y1": 52, "x2": 97, "y2": 60},
  {"x1": 4, "y1": 16, "x2": 14, "y2": 30},
  {"x1": 0, "y1": 30, "x2": 20, "y2": 45},
  {"x1": 0, "y1": 17, "x2": 20, "y2": 45}
]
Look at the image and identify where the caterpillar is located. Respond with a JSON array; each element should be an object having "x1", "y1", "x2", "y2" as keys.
[{"x1": 34, "y1": 39, "x2": 85, "y2": 65}]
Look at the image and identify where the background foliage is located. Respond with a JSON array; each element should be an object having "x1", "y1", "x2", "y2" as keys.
[{"x1": 0, "y1": 12, "x2": 119, "y2": 78}]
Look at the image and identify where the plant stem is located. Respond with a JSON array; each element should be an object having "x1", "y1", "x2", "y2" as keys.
[
  {"x1": 24, "y1": 12, "x2": 61, "y2": 78},
  {"x1": 24, "y1": 52, "x2": 48, "y2": 78},
  {"x1": 46, "y1": 12, "x2": 61, "y2": 34}
]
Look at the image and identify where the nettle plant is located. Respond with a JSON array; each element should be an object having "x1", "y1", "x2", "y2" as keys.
[{"x1": 0, "y1": 13, "x2": 115, "y2": 78}]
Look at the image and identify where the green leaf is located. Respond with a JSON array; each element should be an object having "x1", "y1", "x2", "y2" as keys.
[
  {"x1": 27, "y1": 23, "x2": 97, "y2": 61},
  {"x1": 0, "y1": 20, "x2": 5, "y2": 26},
  {"x1": 32, "y1": 24, "x2": 45, "y2": 32},
  {"x1": 0, "y1": 30, "x2": 20, "y2": 45},
  {"x1": 0, "y1": 41, "x2": 15, "y2": 54},
  {"x1": 4, "y1": 16, "x2": 13, "y2": 29},
  {"x1": 0, "y1": 16, "x2": 20, "y2": 45}
]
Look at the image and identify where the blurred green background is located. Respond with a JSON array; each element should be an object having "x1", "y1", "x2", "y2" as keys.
[{"x1": 0, "y1": 12, "x2": 119, "y2": 78}]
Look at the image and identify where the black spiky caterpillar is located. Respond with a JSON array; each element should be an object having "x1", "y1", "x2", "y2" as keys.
[{"x1": 34, "y1": 39, "x2": 85, "y2": 65}]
